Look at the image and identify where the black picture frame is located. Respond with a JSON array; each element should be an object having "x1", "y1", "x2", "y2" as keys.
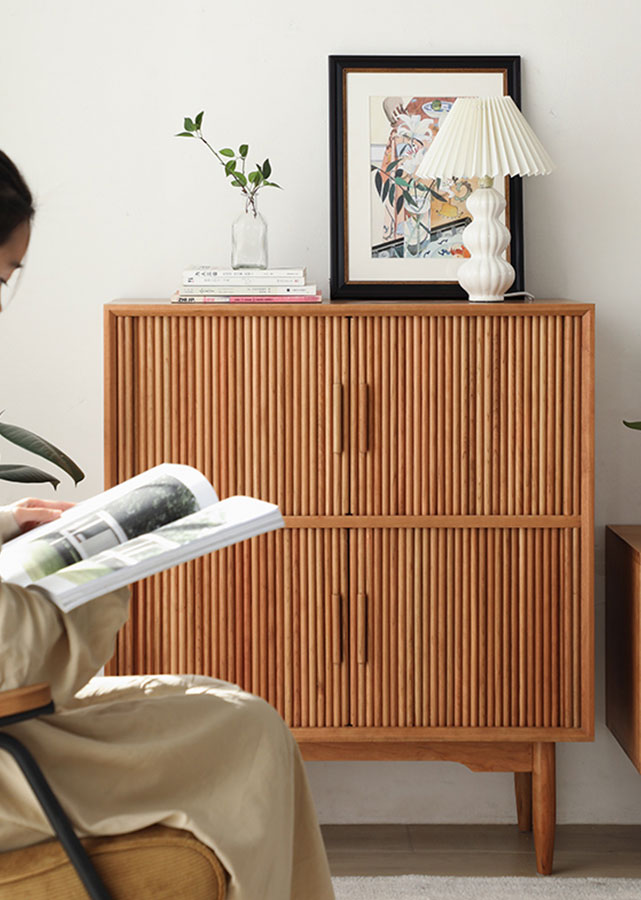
[{"x1": 329, "y1": 55, "x2": 523, "y2": 300}]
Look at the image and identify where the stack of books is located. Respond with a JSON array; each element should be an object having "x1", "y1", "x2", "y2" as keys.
[{"x1": 171, "y1": 267, "x2": 322, "y2": 303}]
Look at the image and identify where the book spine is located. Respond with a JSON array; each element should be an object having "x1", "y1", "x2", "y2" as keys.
[
  {"x1": 184, "y1": 267, "x2": 305, "y2": 278},
  {"x1": 172, "y1": 294, "x2": 322, "y2": 304},
  {"x1": 229, "y1": 295, "x2": 322, "y2": 303},
  {"x1": 180, "y1": 284, "x2": 317, "y2": 296},
  {"x1": 184, "y1": 274, "x2": 306, "y2": 286},
  {"x1": 183, "y1": 267, "x2": 305, "y2": 280}
]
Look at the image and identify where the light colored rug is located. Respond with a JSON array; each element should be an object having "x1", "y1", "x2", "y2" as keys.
[{"x1": 332, "y1": 875, "x2": 641, "y2": 899}]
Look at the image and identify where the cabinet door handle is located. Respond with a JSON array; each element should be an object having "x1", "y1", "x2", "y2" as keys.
[
  {"x1": 359, "y1": 383, "x2": 369, "y2": 453},
  {"x1": 357, "y1": 592, "x2": 368, "y2": 664},
  {"x1": 332, "y1": 592, "x2": 342, "y2": 664},
  {"x1": 333, "y1": 383, "x2": 343, "y2": 454}
]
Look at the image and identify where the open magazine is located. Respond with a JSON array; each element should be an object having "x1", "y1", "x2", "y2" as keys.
[{"x1": 0, "y1": 464, "x2": 284, "y2": 613}]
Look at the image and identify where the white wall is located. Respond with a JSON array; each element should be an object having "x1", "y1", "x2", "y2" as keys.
[{"x1": 2, "y1": 0, "x2": 641, "y2": 823}]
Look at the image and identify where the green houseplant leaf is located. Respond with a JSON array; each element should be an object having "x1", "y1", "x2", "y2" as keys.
[
  {"x1": 176, "y1": 111, "x2": 281, "y2": 208},
  {"x1": 0, "y1": 418, "x2": 85, "y2": 485},
  {"x1": 0, "y1": 464, "x2": 60, "y2": 489},
  {"x1": 624, "y1": 421, "x2": 641, "y2": 430}
]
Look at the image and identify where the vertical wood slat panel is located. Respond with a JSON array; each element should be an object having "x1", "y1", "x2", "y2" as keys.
[
  {"x1": 373, "y1": 317, "x2": 383, "y2": 515},
  {"x1": 444, "y1": 317, "x2": 453, "y2": 516},
  {"x1": 452, "y1": 317, "x2": 461, "y2": 516},
  {"x1": 351, "y1": 313, "x2": 581, "y2": 518},
  {"x1": 120, "y1": 316, "x2": 134, "y2": 674},
  {"x1": 447, "y1": 529, "x2": 456, "y2": 727},
  {"x1": 109, "y1": 310, "x2": 348, "y2": 680},
  {"x1": 437, "y1": 318, "x2": 446, "y2": 515},
  {"x1": 460, "y1": 317, "x2": 469, "y2": 517},
  {"x1": 115, "y1": 312, "x2": 347, "y2": 516},
  {"x1": 573, "y1": 314, "x2": 584, "y2": 731},
  {"x1": 478, "y1": 529, "x2": 487, "y2": 727},
  {"x1": 111, "y1": 316, "x2": 348, "y2": 682},
  {"x1": 129, "y1": 528, "x2": 347, "y2": 726},
  {"x1": 413, "y1": 319, "x2": 422, "y2": 517},
  {"x1": 352, "y1": 527, "x2": 581, "y2": 730},
  {"x1": 468, "y1": 318, "x2": 477, "y2": 517},
  {"x1": 134, "y1": 318, "x2": 147, "y2": 674},
  {"x1": 367, "y1": 529, "x2": 375, "y2": 726},
  {"x1": 531, "y1": 317, "x2": 540, "y2": 516},
  {"x1": 454, "y1": 529, "x2": 463, "y2": 727},
  {"x1": 398, "y1": 529, "x2": 406, "y2": 725},
  {"x1": 413, "y1": 529, "x2": 422, "y2": 726},
  {"x1": 486, "y1": 528, "x2": 495, "y2": 727},
  {"x1": 318, "y1": 319, "x2": 327, "y2": 518},
  {"x1": 428, "y1": 318, "x2": 437, "y2": 516},
  {"x1": 391, "y1": 317, "x2": 399, "y2": 515},
  {"x1": 555, "y1": 317, "x2": 563, "y2": 516}
]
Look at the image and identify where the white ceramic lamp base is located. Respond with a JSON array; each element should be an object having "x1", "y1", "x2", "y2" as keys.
[{"x1": 458, "y1": 180, "x2": 515, "y2": 302}]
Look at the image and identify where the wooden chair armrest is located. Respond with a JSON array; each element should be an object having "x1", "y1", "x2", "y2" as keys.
[{"x1": 0, "y1": 683, "x2": 52, "y2": 719}]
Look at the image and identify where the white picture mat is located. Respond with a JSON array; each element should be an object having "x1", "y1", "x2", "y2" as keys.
[{"x1": 345, "y1": 70, "x2": 506, "y2": 283}]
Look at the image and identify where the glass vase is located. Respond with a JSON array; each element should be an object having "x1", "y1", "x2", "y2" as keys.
[
  {"x1": 231, "y1": 198, "x2": 268, "y2": 269},
  {"x1": 403, "y1": 189, "x2": 431, "y2": 258}
]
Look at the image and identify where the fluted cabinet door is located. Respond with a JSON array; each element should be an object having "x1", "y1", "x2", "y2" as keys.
[
  {"x1": 113, "y1": 527, "x2": 349, "y2": 727},
  {"x1": 350, "y1": 527, "x2": 585, "y2": 733},
  {"x1": 111, "y1": 312, "x2": 350, "y2": 515},
  {"x1": 350, "y1": 313, "x2": 584, "y2": 516}
]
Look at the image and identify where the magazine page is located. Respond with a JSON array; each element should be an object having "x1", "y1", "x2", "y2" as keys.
[
  {"x1": 33, "y1": 496, "x2": 284, "y2": 613},
  {"x1": 0, "y1": 464, "x2": 218, "y2": 587}
]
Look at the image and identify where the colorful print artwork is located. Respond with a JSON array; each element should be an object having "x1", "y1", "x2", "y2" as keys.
[{"x1": 370, "y1": 97, "x2": 477, "y2": 260}]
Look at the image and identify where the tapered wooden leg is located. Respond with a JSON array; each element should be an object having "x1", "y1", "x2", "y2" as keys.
[
  {"x1": 532, "y1": 742, "x2": 556, "y2": 875},
  {"x1": 514, "y1": 771, "x2": 532, "y2": 832}
]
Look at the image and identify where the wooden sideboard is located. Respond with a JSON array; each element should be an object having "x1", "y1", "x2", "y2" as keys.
[{"x1": 104, "y1": 299, "x2": 595, "y2": 874}]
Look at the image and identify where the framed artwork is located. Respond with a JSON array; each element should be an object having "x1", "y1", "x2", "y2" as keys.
[{"x1": 329, "y1": 55, "x2": 523, "y2": 300}]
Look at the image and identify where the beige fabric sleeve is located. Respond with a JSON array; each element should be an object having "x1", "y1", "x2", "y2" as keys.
[{"x1": 0, "y1": 579, "x2": 130, "y2": 708}]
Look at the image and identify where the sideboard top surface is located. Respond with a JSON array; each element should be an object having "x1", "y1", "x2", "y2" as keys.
[
  {"x1": 105, "y1": 298, "x2": 595, "y2": 317},
  {"x1": 607, "y1": 525, "x2": 641, "y2": 555}
]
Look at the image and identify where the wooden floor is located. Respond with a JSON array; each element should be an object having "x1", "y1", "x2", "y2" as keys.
[{"x1": 322, "y1": 825, "x2": 641, "y2": 878}]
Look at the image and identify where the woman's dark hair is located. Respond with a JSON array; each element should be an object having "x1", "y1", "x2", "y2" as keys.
[{"x1": 0, "y1": 151, "x2": 34, "y2": 245}]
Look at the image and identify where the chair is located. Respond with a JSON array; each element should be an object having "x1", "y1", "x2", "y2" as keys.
[{"x1": 0, "y1": 684, "x2": 227, "y2": 899}]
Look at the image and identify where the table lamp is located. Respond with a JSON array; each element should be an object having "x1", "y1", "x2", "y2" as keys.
[{"x1": 415, "y1": 95, "x2": 554, "y2": 302}]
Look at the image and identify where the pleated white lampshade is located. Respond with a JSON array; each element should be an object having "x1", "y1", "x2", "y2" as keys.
[
  {"x1": 413, "y1": 96, "x2": 554, "y2": 302},
  {"x1": 415, "y1": 95, "x2": 555, "y2": 180}
]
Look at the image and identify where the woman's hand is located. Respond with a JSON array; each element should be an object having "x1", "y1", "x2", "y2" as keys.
[{"x1": 10, "y1": 497, "x2": 75, "y2": 532}]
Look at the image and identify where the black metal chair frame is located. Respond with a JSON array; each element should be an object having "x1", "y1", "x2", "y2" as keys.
[{"x1": 0, "y1": 701, "x2": 112, "y2": 900}]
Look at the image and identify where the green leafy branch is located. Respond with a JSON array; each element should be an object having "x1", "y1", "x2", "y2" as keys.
[
  {"x1": 0, "y1": 414, "x2": 85, "y2": 490},
  {"x1": 371, "y1": 159, "x2": 447, "y2": 216},
  {"x1": 176, "y1": 111, "x2": 281, "y2": 216}
]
